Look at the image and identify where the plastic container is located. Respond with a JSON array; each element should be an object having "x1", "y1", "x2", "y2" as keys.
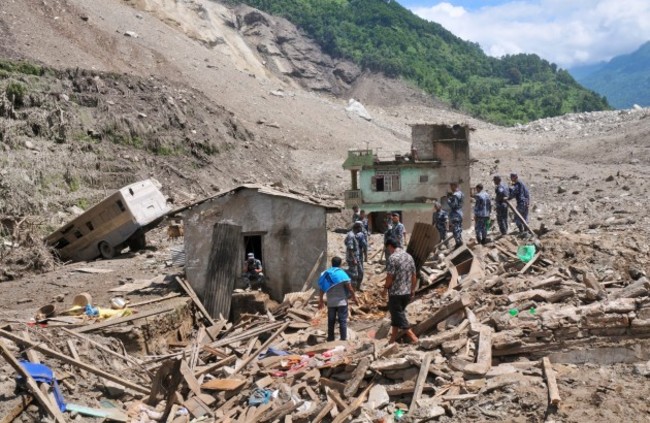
[{"x1": 509, "y1": 308, "x2": 519, "y2": 317}]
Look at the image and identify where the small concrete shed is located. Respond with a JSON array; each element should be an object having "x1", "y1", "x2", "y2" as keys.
[{"x1": 182, "y1": 185, "x2": 339, "y2": 315}]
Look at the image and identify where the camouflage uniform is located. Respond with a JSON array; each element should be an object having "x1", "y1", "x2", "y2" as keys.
[
  {"x1": 508, "y1": 180, "x2": 530, "y2": 232},
  {"x1": 354, "y1": 231, "x2": 367, "y2": 289},
  {"x1": 389, "y1": 222, "x2": 406, "y2": 248},
  {"x1": 474, "y1": 191, "x2": 492, "y2": 244},
  {"x1": 494, "y1": 182, "x2": 510, "y2": 235},
  {"x1": 432, "y1": 209, "x2": 448, "y2": 246},
  {"x1": 344, "y1": 230, "x2": 360, "y2": 285},
  {"x1": 447, "y1": 190, "x2": 464, "y2": 248}
]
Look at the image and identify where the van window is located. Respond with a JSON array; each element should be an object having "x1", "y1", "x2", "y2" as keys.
[
  {"x1": 74, "y1": 230, "x2": 83, "y2": 239},
  {"x1": 117, "y1": 200, "x2": 126, "y2": 212},
  {"x1": 54, "y1": 238, "x2": 70, "y2": 249},
  {"x1": 86, "y1": 222, "x2": 94, "y2": 231}
]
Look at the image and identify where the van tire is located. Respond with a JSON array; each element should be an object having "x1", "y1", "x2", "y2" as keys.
[
  {"x1": 99, "y1": 241, "x2": 116, "y2": 259},
  {"x1": 127, "y1": 233, "x2": 146, "y2": 252}
]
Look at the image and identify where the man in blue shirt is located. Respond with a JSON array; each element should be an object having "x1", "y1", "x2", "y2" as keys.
[
  {"x1": 508, "y1": 173, "x2": 530, "y2": 233},
  {"x1": 473, "y1": 183, "x2": 492, "y2": 245},
  {"x1": 318, "y1": 256, "x2": 358, "y2": 341}
]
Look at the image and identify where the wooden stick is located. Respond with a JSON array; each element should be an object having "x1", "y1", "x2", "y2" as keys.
[
  {"x1": 66, "y1": 339, "x2": 88, "y2": 378},
  {"x1": 505, "y1": 201, "x2": 535, "y2": 236},
  {"x1": 129, "y1": 292, "x2": 181, "y2": 308},
  {"x1": 74, "y1": 306, "x2": 177, "y2": 333},
  {"x1": 194, "y1": 355, "x2": 236, "y2": 378},
  {"x1": 519, "y1": 252, "x2": 541, "y2": 274},
  {"x1": 232, "y1": 322, "x2": 290, "y2": 375},
  {"x1": 301, "y1": 251, "x2": 325, "y2": 292},
  {"x1": 0, "y1": 340, "x2": 66, "y2": 423},
  {"x1": 331, "y1": 383, "x2": 374, "y2": 423},
  {"x1": 175, "y1": 276, "x2": 216, "y2": 326},
  {"x1": 312, "y1": 401, "x2": 334, "y2": 423},
  {"x1": 409, "y1": 353, "x2": 433, "y2": 413},
  {"x1": 61, "y1": 328, "x2": 147, "y2": 371},
  {"x1": 542, "y1": 357, "x2": 561, "y2": 406},
  {"x1": 0, "y1": 329, "x2": 149, "y2": 395}
]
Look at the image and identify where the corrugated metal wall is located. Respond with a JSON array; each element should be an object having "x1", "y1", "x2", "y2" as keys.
[
  {"x1": 204, "y1": 222, "x2": 242, "y2": 319},
  {"x1": 406, "y1": 222, "x2": 437, "y2": 272}
]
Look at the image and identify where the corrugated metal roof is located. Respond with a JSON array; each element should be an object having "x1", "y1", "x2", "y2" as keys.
[
  {"x1": 358, "y1": 202, "x2": 434, "y2": 213},
  {"x1": 170, "y1": 185, "x2": 342, "y2": 215}
]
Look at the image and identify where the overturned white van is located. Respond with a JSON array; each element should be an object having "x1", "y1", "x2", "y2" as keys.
[{"x1": 46, "y1": 179, "x2": 171, "y2": 261}]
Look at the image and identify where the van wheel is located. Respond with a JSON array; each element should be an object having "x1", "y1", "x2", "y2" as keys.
[
  {"x1": 127, "y1": 233, "x2": 146, "y2": 252},
  {"x1": 99, "y1": 241, "x2": 116, "y2": 259}
]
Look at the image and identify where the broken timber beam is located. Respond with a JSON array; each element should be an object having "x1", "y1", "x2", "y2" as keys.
[
  {"x1": 343, "y1": 357, "x2": 370, "y2": 398},
  {"x1": 542, "y1": 357, "x2": 561, "y2": 406},
  {"x1": 505, "y1": 201, "x2": 536, "y2": 236},
  {"x1": 301, "y1": 251, "x2": 325, "y2": 292},
  {"x1": 0, "y1": 340, "x2": 66, "y2": 423},
  {"x1": 0, "y1": 396, "x2": 34, "y2": 423},
  {"x1": 463, "y1": 325, "x2": 493, "y2": 377},
  {"x1": 0, "y1": 329, "x2": 150, "y2": 395},
  {"x1": 232, "y1": 322, "x2": 290, "y2": 375},
  {"x1": 332, "y1": 383, "x2": 375, "y2": 423},
  {"x1": 176, "y1": 276, "x2": 217, "y2": 327},
  {"x1": 409, "y1": 353, "x2": 433, "y2": 414},
  {"x1": 412, "y1": 297, "x2": 470, "y2": 337}
]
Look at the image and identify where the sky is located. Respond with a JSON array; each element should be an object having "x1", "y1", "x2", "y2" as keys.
[{"x1": 400, "y1": 0, "x2": 650, "y2": 69}]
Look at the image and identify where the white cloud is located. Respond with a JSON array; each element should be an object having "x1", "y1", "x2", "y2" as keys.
[{"x1": 409, "y1": 0, "x2": 650, "y2": 68}]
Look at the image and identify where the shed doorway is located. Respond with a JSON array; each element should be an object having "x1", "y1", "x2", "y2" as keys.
[{"x1": 243, "y1": 233, "x2": 264, "y2": 263}]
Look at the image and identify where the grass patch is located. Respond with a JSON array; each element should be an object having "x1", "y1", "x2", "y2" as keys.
[
  {"x1": 0, "y1": 60, "x2": 46, "y2": 77},
  {"x1": 6, "y1": 81, "x2": 27, "y2": 107}
]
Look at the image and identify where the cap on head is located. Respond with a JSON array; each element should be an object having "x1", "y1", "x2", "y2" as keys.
[
  {"x1": 247, "y1": 253, "x2": 254, "y2": 259},
  {"x1": 492, "y1": 174, "x2": 501, "y2": 181},
  {"x1": 476, "y1": 183, "x2": 483, "y2": 190},
  {"x1": 510, "y1": 172, "x2": 518, "y2": 178},
  {"x1": 352, "y1": 221, "x2": 363, "y2": 229},
  {"x1": 391, "y1": 212, "x2": 400, "y2": 217}
]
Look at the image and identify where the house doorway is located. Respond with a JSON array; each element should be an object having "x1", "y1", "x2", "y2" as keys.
[{"x1": 243, "y1": 233, "x2": 264, "y2": 262}]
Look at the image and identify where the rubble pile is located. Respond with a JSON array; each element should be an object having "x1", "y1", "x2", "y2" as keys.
[{"x1": 2, "y1": 221, "x2": 650, "y2": 422}]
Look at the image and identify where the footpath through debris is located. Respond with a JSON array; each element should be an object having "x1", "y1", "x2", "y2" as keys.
[{"x1": 1, "y1": 221, "x2": 650, "y2": 422}]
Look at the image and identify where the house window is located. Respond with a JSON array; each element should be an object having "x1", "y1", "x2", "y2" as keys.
[
  {"x1": 371, "y1": 170, "x2": 400, "y2": 192},
  {"x1": 419, "y1": 175, "x2": 429, "y2": 183}
]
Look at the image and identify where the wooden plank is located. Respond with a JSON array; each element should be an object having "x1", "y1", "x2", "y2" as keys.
[
  {"x1": 176, "y1": 277, "x2": 217, "y2": 327},
  {"x1": 409, "y1": 353, "x2": 433, "y2": 413},
  {"x1": 179, "y1": 360, "x2": 203, "y2": 396},
  {"x1": 66, "y1": 339, "x2": 88, "y2": 377},
  {"x1": 463, "y1": 325, "x2": 493, "y2": 377},
  {"x1": 542, "y1": 357, "x2": 561, "y2": 406},
  {"x1": 201, "y1": 378, "x2": 246, "y2": 391},
  {"x1": 0, "y1": 329, "x2": 149, "y2": 395},
  {"x1": 505, "y1": 201, "x2": 535, "y2": 236},
  {"x1": 61, "y1": 328, "x2": 147, "y2": 374},
  {"x1": 232, "y1": 322, "x2": 290, "y2": 375},
  {"x1": 194, "y1": 355, "x2": 237, "y2": 378},
  {"x1": 129, "y1": 292, "x2": 182, "y2": 308},
  {"x1": 74, "y1": 306, "x2": 176, "y2": 333},
  {"x1": 312, "y1": 401, "x2": 334, "y2": 423},
  {"x1": 331, "y1": 383, "x2": 374, "y2": 423},
  {"x1": 301, "y1": 251, "x2": 325, "y2": 292},
  {"x1": 412, "y1": 297, "x2": 469, "y2": 336},
  {"x1": 0, "y1": 341, "x2": 66, "y2": 423},
  {"x1": 259, "y1": 400, "x2": 303, "y2": 423},
  {"x1": 343, "y1": 357, "x2": 370, "y2": 398},
  {"x1": 519, "y1": 252, "x2": 541, "y2": 274}
]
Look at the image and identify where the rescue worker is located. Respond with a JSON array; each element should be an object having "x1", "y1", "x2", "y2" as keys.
[
  {"x1": 493, "y1": 175, "x2": 510, "y2": 235},
  {"x1": 432, "y1": 201, "x2": 448, "y2": 248},
  {"x1": 473, "y1": 183, "x2": 492, "y2": 245},
  {"x1": 344, "y1": 222, "x2": 362, "y2": 289},
  {"x1": 508, "y1": 173, "x2": 530, "y2": 234},
  {"x1": 353, "y1": 221, "x2": 367, "y2": 290},
  {"x1": 447, "y1": 182, "x2": 464, "y2": 249},
  {"x1": 242, "y1": 252, "x2": 265, "y2": 290}
]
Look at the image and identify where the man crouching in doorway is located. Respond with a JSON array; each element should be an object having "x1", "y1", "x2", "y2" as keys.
[
  {"x1": 383, "y1": 238, "x2": 419, "y2": 344},
  {"x1": 318, "y1": 256, "x2": 358, "y2": 341}
]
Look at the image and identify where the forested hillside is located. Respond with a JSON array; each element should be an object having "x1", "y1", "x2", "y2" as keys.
[
  {"x1": 571, "y1": 41, "x2": 650, "y2": 109},
  {"x1": 235, "y1": 0, "x2": 609, "y2": 125}
]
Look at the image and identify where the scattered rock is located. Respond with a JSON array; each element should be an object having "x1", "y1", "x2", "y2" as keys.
[
  {"x1": 557, "y1": 186, "x2": 566, "y2": 194},
  {"x1": 124, "y1": 31, "x2": 139, "y2": 38}
]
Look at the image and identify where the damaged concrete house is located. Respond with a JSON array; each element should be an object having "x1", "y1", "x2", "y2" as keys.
[
  {"x1": 343, "y1": 123, "x2": 472, "y2": 238},
  {"x1": 180, "y1": 185, "x2": 339, "y2": 318}
]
